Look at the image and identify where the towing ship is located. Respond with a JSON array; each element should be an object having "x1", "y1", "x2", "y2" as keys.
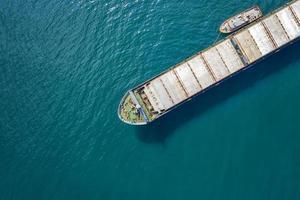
[
  {"x1": 219, "y1": 5, "x2": 263, "y2": 33},
  {"x1": 118, "y1": 0, "x2": 300, "y2": 125}
]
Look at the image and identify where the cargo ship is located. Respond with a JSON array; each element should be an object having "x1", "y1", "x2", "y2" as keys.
[
  {"x1": 118, "y1": 0, "x2": 300, "y2": 125},
  {"x1": 219, "y1": 5, "x2": 263, "y2": 33}
]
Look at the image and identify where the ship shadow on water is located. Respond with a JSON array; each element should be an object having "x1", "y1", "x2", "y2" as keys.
[{"x1": 136, "y1": 41, "x2": 300, "y2": 144}]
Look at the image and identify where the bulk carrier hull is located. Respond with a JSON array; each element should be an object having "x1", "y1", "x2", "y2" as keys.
[{"x1": 118, "y1": 0, "x2": 300, "y2": 125}]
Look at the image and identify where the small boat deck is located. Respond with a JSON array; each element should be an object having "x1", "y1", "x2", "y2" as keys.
[{"x1": 220, "y1": 6, "x2": 263, "y2": 33}]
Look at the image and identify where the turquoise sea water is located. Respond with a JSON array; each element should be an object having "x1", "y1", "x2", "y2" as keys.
[{"x1": 1, "y1": 0, "x2": 300, "y2": 199}]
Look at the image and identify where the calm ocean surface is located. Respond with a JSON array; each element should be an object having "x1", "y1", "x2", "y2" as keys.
[{"x1": 1, "y1": 0, "x2": 300, "y2": 199}]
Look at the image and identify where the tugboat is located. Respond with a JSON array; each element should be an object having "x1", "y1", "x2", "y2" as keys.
[{"x1": 220, "y1": 5, "x2": 263, "y2": 33}]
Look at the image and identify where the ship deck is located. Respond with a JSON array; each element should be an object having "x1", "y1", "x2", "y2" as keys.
[
  {"x1": 220, "y1": 6, "x2": 263, "y2": 33},
  {"x1": 119, "y1": 0, "x2": 300, "y2": 125}
]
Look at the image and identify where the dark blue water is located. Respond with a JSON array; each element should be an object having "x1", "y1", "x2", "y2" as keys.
[{"x1": 1, "y1": 0, "x2": 300, "y2": 199}]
